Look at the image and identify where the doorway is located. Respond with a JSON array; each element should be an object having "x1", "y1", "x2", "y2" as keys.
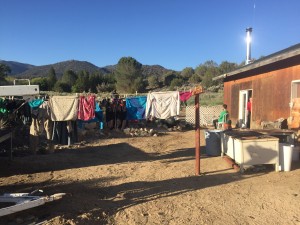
[
  {"x1": 239, "y1": 89, "x2": 252, "y2": 128},
  {"x1": 290, "y1": 80, "x2": 300, "y2": 128}
]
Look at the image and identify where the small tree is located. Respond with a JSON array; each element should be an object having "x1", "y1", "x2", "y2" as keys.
[
  {"x1": 0, "y1": 64, "x2": 11, "y2": 85},
  {"x1": 47, "y1": 67, "x2": 57, "y2": 91},
  {"x1": 31, "y1": 77, "x2": 49, "y2": 91},
  {"x1": 72, "y1": 70, "x2": 90, "y2": 93},
  {"x1": 189, "y1": 74, "x2": 202, "y2": 84},
  {"x1": 181, "y1": 67, "x2": 194, "y2": 79},
  {"x1": 61, "y1": 70, "x2": 77, "y2": 87},
  {"x1": 96, "y1": 82, "x2": 115, "y2": 93},
  {"x1": 170, "y1": 78, "x2": 184, "y2": 90},
  {"x1": 54, "y1": 81, "x2": 71, "y2": 93},
  {"x1": 115, "y1": 57, "x2": 145, "y2": 93},
  {"x1": 201, "y1": 71, "x2": 216, "y2": 88},
  {"x1": 148, "y1": 75, "x2": 159, "y2": 89},
  {"x1": 163, "y1": 71, "x2": 177, "y2": 86}
]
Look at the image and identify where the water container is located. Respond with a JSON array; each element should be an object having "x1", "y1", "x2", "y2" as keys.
[
  {"x1": 283, "y1": 145, "x2": 293, "y2": 171},
  {"x1": 205, "y1": 130, "x2": 222, "y2": 156}
]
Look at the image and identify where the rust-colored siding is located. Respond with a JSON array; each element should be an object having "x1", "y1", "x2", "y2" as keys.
[{"x1": 224, "y1": 64, "x2": 300, "y2": 129}]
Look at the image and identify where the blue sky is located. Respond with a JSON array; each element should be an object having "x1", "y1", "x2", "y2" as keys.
[{"x1": 1, "y1": 0, "x2": 300, "y2": 71}]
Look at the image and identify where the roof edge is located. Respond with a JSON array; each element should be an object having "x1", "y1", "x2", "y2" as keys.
[{"x1": 214, "y1": 43, "x2": 300, "y2": 80}]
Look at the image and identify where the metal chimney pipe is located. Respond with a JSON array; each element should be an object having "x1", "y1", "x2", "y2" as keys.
[{"x1": 246, "y1": 27, "x2": 252, "y2": 65}]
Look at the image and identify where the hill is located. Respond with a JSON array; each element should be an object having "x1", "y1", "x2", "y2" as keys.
[
  {"x1": 0, "y1": 60, "x2": 35, "y2": 75},
  {"x1": 1, "y1": 60, "x2": 174, "y2": 79},
  {"x1": 14, "y1": 60, "x2": 108, "y2": 79},
  {"x1": 141, "y1": 65, "x2": 171, "y2": 78}
]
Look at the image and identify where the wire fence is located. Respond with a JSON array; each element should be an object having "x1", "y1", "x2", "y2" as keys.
[{"x1": 185, "y1": 105, "x2": 223, "y2": 126}]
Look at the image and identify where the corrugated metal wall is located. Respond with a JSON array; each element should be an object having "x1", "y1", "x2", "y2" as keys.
[{"x1": 223, "y1": 64, "x2": 300, "y2": 129}]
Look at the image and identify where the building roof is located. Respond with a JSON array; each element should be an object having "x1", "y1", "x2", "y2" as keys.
[{"x1": 213, "y1": 43, "x2": 300, "y2": 81}]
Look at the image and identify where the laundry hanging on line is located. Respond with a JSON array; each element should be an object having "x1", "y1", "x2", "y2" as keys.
[
  {"x1": 49, "y1": 96, "x2": 79, "y2": 121},
  {"x1": 28, "y1": 99, "x2": 44, "y2": 110},
  {"x1": 179, "y1": 91, "x2": 193, "y2": 102},
  {"x1": 145, "y1": 91, "x2": 180, "y2": 119},
  {"x1": 77, "y1": 95, "x2": 96, "y2": 121},
  {"x1": 126, "y1": 96, "x2": 147, "y2": 120}
]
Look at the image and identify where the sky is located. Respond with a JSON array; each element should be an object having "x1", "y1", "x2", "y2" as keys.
[{"x1": 1, "y1": 0, "x2": 300, "y2": 71}]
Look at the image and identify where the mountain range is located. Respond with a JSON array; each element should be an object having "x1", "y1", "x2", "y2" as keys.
[{"x1": 0, "y1": 59, "x2": 173, "y2": 79}]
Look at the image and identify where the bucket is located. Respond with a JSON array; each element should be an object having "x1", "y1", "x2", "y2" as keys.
[
  {"x1": 282, "y1": 145, "x2": 294, "y2": 171},
  {"x1": 205, "y1": 130, "x2": 222, "y2": 156}
]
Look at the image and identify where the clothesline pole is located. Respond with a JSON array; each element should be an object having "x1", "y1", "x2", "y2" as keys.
[
  {"x1": 195, "y1": 93, "x2": 200, "y2": 176},
  {"x1": 193, "y1": 86, "x2": 204, "y2": 176}
]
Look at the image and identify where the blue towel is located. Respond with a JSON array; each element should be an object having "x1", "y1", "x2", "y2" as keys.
[
  {"x1": 28, "y1": 99, "x2": 44, "y2": 110},
  {"x1": 126, "y1": 96, "x2": 147, "y2": 120},
  {"x1": 95, "y1": 102, "x2": 103, "y2": 121}
]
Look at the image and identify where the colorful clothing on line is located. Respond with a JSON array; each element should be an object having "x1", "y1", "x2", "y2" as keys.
[
  {"x1": 126, "y1": 96, "x2": 147, "y2": 120},
  {"x1": 0, "y1": 98, "x2": 8, "y2": 114},
  {"x1": 29, "y1": 101, "x2": 52, "y2": 139},
  {"x1": 49, "y1": 96, "x2": 79, "y2": 121},
  {"x1": 28, "y1": 99, "x2": 44, "y2": 110},
  {"x1": 145, "y1": 91, "x2": 180, "y2": 119},
  {"x1": 77, "y1": 95, "x2": 96, "y2": 121},
  {"x1": 179, "y1": 91, "x2": 193, "y2": 102}
]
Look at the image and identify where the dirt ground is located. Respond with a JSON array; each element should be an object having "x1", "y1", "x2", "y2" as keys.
[{"x1": 0, "y1": 128, "x2": 300, "y2": 225}]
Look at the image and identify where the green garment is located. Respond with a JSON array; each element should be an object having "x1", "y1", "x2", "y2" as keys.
[
  {"x1": 0, "y1": 98, "x2": 7, "y2": 114},
  {"x1": 218, "y1": 110, "x2": 228, "y2": 123}
]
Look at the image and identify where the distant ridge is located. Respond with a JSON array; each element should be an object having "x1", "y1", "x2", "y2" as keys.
[
  {"x1": 14, "y1": 60, "x2": 108, "y2": 78},
  {"x1": 0, "y1": 60, "x2": 35, "y2": 75},
  {"x1": 0, "y1": 59, "x2": 174, "y2": 79}
]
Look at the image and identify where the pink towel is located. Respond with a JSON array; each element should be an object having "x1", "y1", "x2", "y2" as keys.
[
  {"x1": 179, "y1": 91, "x2": 193, "y2": 101},
  {"x1": 78, "y1": 95, "x2": 96, "y2": 121}
]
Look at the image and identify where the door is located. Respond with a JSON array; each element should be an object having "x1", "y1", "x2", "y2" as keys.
[
  {"x1": 239, "y1": 90, "x2": 252, "y2": 128},
  {"x1": 290, "y1": 80, "x2": 300, "y2": 128}
]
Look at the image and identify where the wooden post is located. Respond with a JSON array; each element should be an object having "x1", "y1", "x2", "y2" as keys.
[
  {"x1": 193, "y1": 86, "x2": 204, "y2": 176},
  {"x1": 195, "y1": 93, "x2": 200, "y2": 175}
]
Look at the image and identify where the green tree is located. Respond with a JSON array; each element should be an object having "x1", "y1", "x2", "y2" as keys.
[
  {"x1": 61, "y1": 70, "x2": 77, "y2": 86},
  {"x1": 31, "y1": 77, "x2": 49, "y2": 91},
  {"x1": 0, "y1": 64, "x2": 11, "y2": 84},
  {"x1": 115, "y1": 57, "x2": 145, "y2": 93},
  {"x1": 96, "y1": 73, "x2": 116, "y2": 93},
  {"x1": 89, "y1": 72, "x2": 104, "y2": 93},
  {"x1": 163, "y1": 71, "x2": 177, "y2": 86},
  {"x1": 218, "y1": 61, "x2": 238, "y2": 74},
  {"x1": 72, "y1": 70, "x2": 90, "y2": 93},
  {"x1": 53, "y1": 81, "x2": 71, "y2": 92},
  {"x1": 201, "y1": 71, "x2": 216, "y2": 88},
  {"x1": 169, "y1": 78, "x2": 184, "y2": 90},
  {"x1": 194, "y1": 60, "x2": 218, "y2": 78},
  {"x1": 180, "y1": 67, "x2": 194, "y2": 79},
  {"x1": 148, "y1": 75, "x2": 159, "y2": 89},
  {"x1": 188, "y1": 74, "x2": 202, "y2": 84},
  {"x1": 96, "y1": 82, "x2": 115, "y2": 93},
  {"x1": 60, "y1": 70, "x2": 77, "y2": 92},
  {"x1": 104, "y1": 73, "x2": 116, "y2": 84},
  {"x1": 47, "y1": 67, "x2": 57, "y2": 91}
]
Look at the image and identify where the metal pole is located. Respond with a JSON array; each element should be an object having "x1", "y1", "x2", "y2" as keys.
[
  {"x1": 246, "y1": 27, "x2": 252, "y2": 65},
  {"x1": 195, "y1": 94, "x2": 200, "y2": 175}
]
